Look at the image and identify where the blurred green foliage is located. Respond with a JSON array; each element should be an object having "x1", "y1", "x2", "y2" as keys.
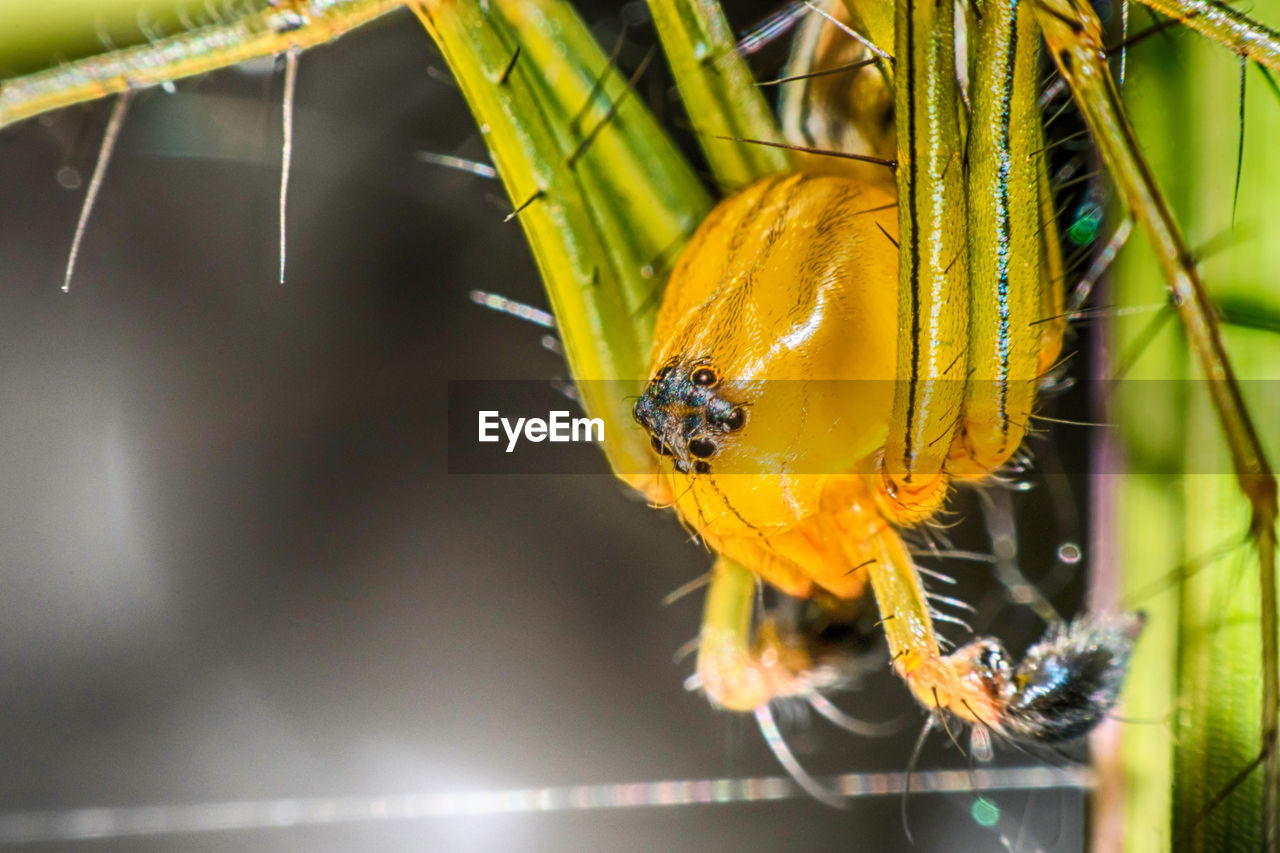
[{"x1": 1115, "y1": 0, "x2": 1280, "y2": 846}]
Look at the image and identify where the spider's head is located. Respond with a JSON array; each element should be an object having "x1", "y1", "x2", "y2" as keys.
[{"x1": 632, "y1": 359, "x2": 747, "y2": 475}]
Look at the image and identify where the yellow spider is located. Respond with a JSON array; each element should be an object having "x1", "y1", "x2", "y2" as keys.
[
  {"x1": 623, "y1": 0, "x2": 1137, "y2": 748},
  {"x1": 1, "y1": 0, "x2": 1278, "y2": 847}
]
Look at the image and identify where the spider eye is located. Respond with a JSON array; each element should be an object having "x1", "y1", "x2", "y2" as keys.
[
  {"x1": 688, "y1": 438, "x2": 716, "y2": 459},
  {"x1": 723, "y1": 407, "x2": 746, "y2": 431},
  {"x1": 691, "y1": 367, "x2": 718, "y2": 387},
  {"x1": 650, "y1": 436, "x2": 672, "y2": 456},
  {"x1": 693, "y1": 460, "x2": 711, "y2": 475},
  {"x1": 977, "y1": 643, "x2": 1006, "y2": 674}
]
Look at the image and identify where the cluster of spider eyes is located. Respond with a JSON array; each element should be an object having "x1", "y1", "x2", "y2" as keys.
[{"x1": 642, "y1": 363, "x2": 747, "y2": 473}]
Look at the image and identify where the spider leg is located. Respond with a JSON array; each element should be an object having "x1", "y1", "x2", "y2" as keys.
[
  {"x1": 1134, "y1": 0, "x2": 1280, "y2": 71},
  {"x1": 0, "y1": 1, "x2": 398, "y2": 128},
  {"x1": 694, "y1": 557, "x2": 817, "y2": 711},
  {"x1": 875, "y1": 0, "x2": 970, "y2": 527},
  {"x1": 949, "y1": 0, "x2": 1055, "y2": 481}
]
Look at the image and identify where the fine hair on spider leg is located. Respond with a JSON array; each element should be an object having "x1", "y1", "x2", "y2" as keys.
[
  {"x1": 733, "y1": 1, "x2": 810, "y2": 58},
  {"x1": 63, "y1": 89, "x2": 132, "y2": 294},
  {"x1": 278, "y1": 46, "x2": 299, "y2": 286}
]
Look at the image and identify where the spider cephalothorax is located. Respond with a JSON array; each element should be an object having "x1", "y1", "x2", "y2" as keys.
[{"x1": 632, "y1": 360, "x2": 746, "y2": 474}]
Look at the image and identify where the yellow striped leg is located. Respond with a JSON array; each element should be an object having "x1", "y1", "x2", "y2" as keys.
[
  {"x1": 953, "y1": 0, "x2": 1048, "y2": 479},
  {"x1": 878, "y1": 0, "x2": 970, "y2": 524}
]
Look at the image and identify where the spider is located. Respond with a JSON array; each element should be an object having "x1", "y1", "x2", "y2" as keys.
[{"x1": 0, "y1": 0, "x2": 1277, "y2": 847}]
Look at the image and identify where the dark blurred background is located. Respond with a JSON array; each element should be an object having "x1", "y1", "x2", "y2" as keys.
[{"x1": 0, "y1": 4, "x2": 1094, "y2": 850}]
